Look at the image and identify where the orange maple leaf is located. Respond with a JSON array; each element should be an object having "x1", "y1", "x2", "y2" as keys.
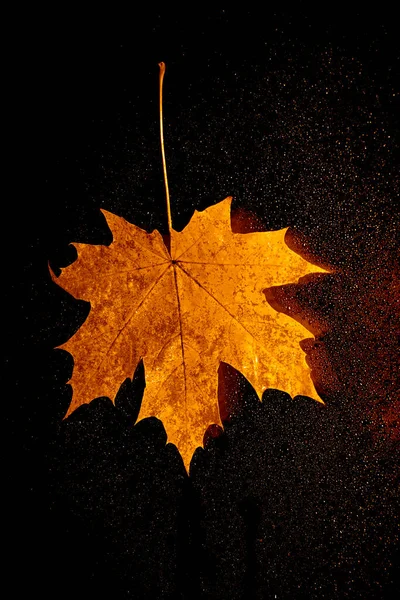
[{"x1": 50, "y1": 197, "x2": 326, "y2": 471}]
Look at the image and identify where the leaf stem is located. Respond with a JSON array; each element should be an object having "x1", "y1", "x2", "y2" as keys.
[{"x1": 159, "y1": 62, "x2": 172, "y2": 234}]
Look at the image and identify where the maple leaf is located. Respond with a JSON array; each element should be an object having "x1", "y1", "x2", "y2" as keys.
[{"x1": 50, "y1": 197, "x2": 326, "y2": 471}]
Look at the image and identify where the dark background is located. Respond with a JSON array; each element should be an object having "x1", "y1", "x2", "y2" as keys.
[{"x1": 6, "y1": 7, "x2": 399, "y2": 599}]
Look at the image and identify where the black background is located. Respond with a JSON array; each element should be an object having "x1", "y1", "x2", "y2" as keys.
[{"x1": 6, "y1": 7, "x2": 399, "y2": 599}]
